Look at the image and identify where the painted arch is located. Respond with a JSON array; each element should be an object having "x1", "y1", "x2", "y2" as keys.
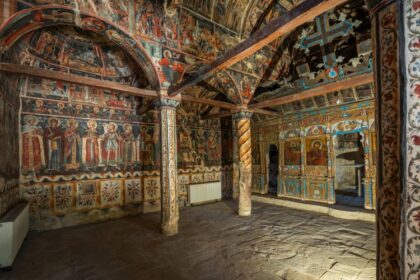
[{"x1": 0, "y1": 5, "x2": 162, "y2": 90}]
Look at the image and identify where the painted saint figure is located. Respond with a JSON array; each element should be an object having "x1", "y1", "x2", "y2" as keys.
[
  {"x1": 158, "y1": 50, "x2": 184, "y2": 87},
  {"x1": 178, "y1": 125, "x2": 196, "y2": 165},
  {"x1": 141, "y1": 125, "x2": 160, "y2": 167},
  {"x1": 64, "y1": 119, "x2": 81, "y2": 171},
  {"x1": 22, "y1": 115, "x2": 46, "y2": 175},
  {"x1": 307, "y1": 139, "x2": 328, "y2": 166},
  {"x1": 207, "y1": 130, "x2": 221, "y2": 163},
  {"x1": 100, "y1": 122, "x2": 120, "y2": 167},
  {"x1": 120, "y1": 123, "x2": 139, "y2": 168},
  {"x1": 44, "y1": 118, "x2": 63, "y2": 172},
  {"x1": 195, "y1": 128, "x2": 206, "y2": 165},
  {"x1": 139, "y1": 126, "x2": 151, "y2": 165},
  {"x1": 82, "y1": 120, "x2": 100, "y2": 169}
]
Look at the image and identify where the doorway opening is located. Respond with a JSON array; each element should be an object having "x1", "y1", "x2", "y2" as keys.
[
  {"x1": 334, "y1": 133, "x2": 365, "y2": 207},
  {"x1": 268, "y1": 144, "x2": 279, "y2": 195}
]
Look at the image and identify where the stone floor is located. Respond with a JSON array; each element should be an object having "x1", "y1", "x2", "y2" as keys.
[{"x1": 2, "y1": 201, "x2": 376, "y2": 280}]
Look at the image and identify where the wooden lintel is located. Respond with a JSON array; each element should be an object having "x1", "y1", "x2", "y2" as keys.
[
  {"x1": 0, "y1": 63, "x2": 158, "y2": 98},
  {"x1": 201, "y1": 111, "x2": 233, "y2": 120},
  {"x1": 0, "y1": 63, "x2": 246, "y2": 111},
  {"x1": 201, "y1": 108, "x2": 279, "y2": 119},
  {"x1": 251, "y1": 108, "x2": 279, "y2": 116},
  {"x1": 168, "y1": 0, "x2": 347, "y2": 96},
  {"x1": 180, "y1": 95, "x2": 238, "y2": 110},
  {"x1": 248, "y1": 74, "x2": 374, "y2": 110}
]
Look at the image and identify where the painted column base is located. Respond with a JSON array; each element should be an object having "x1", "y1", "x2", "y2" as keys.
[
  {"x1": 238, "y1": 170, "x2": 252, "y2": 216},
  {"x1": 161, "y1": 222, "x2": 178, "y2": 236},
  {"x1": 239, "y1": 209, "x2": 251, "y2": 216}
]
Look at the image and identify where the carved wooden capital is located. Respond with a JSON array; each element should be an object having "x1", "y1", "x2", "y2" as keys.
[
  {"x1": 154, "y1": 98, "x2": 180, "y2": 109},
  {"x1": 232, "y1": 111, "x2": 253, "y2": 120}
]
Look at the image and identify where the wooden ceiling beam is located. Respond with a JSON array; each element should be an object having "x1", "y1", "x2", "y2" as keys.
[
  {"x1": 252, "y1": 108, "x2": 279, "y2": 116},
  {"x1": 168, "y1": 0, "x2": 348, "y2": 96},
  {"x1": 201, "y1": 111, "x2": 233, "y2": 120},
  {"x1": 0, "y1": 63, "x2": 158, "y2": 98},
  {"x1": 248, "y1": 74, "x2": 374, "y2": 110},
  {"x1": 201, "y1": 108, "x2": 279, "y2": 120},
  {"x1": 180, "y1": 95, "x2": 238, "y2": 110},
  {"x1": 0, "y1": 63, "x2": 241, "y2": 110}
]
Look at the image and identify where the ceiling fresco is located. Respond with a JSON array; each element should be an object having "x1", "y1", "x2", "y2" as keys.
[
  {"x1": 272, "y1": 83, "x2": 374, "y2": 115},
  {"x1": 1, "y1": 5, "x2": 162, "y2": 89},
  {"x1": 9, "y1": 0, "x2": 373, "y2": 110},
  {"x1": 187, "y1": 69, "x2": 242, "y2": 106},
  {"x1": 4, "y1": 27, "x2": 147, "y2": 86},
  {"x1": 252, "y1": 0, "x2": 372, "y2": 104},
  {"x1": 181, "y1": 0, "x2": 252, "y2": 34}
]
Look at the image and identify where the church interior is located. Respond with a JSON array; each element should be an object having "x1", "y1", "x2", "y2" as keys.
[{"x1": 0, "y1": 0, "x2": 418, "y2": 279}]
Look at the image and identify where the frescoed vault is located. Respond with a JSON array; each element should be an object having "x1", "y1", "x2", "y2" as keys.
[{"x1": 1, "y1": 0, "x2": 416, "y2": 278}]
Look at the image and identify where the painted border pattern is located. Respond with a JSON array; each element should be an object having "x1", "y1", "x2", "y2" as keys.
[
  {"x1": 403, "y1": 0, "x2": 420, "y2": 279},
  {"x1": 375, "y1": 3, "x2": 401, "y2": 279}
]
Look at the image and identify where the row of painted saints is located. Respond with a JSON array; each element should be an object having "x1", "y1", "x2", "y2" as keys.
[
  {"x1": 178, "y1": 125, "x2": 221, "y2": 167},
  {"x1": 21, "y1": 115, "x2": 159, "y2": 175},
  {"x1": 21, "y1": 115, "x2": 223, "y2": 175}
]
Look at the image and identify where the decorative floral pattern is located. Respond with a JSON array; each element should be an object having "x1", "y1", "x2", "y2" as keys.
[
  {"x1": 53, "y1": 184, "x2": 73, "y2": 212},
  {"x1": 405, "y1": 0, "x2": 420, "y2": 278},
  {"x1": 100, "y1": 180, "x2": 122, "y2": 206},
  {"x1": 144, "y1": 177, "x2": 160, "y2": 201},
  {"x1": 375, "y1": 3, "x2": 401, "y2": 278},
  {"x1": 158, "y1": 101, "x2": 179, "y2": 234},
  {"x1": 124, "y1": 179, "x2": 142, "y2": 203},
  {"x1": 23, "y1": 185, "x2": 49, "y2": 213},
  {"x1": 76, "y1": 181, "x2": 97, "y2": 209}
]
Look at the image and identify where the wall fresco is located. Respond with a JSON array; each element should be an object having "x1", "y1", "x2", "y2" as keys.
[
  {"x1": 0, "y1": 18, "x2": 229, "y2": 229},
  {"x1": 0, "y1": 74, "x2": 20, "y2": 217},
  {"x1": 18, "y1": 73, "x2": 226, "y2": 229}
]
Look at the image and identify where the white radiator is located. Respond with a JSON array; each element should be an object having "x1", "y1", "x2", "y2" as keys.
[
  {"x1": 0, "y1": 203, "x2": 29, "y2": 269},
  {"x1": 188, "y1": 181, "x2": 222, "y2": 205}
]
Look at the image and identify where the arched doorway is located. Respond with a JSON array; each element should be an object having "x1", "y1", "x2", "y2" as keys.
[{"x1": 267, "y1": 144, "x2": 279, "y2": 195}]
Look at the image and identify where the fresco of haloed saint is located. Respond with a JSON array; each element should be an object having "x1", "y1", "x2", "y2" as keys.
[
  {"x1": 179, "y1": 10, "x2": 217, "y2": 60},
  {"x1": 22, "y1": 115, "x2": 46, "y2": 175},
  {"x1": 135, "y1": 0, "x2": 179, "y2": 48},
  {"x1": 306, "y1": 137, "x2": 328, "y2": 166},
  {"x1": 21, "y1": 115, "x2": 145, "y2": 176},
  {"x1": 139, "y1": 125, "x2": 160, "y2": 167},
  {"x1": 177, "y1": 124, "x2": 222, "y2": 168},
  {"x1": 284, "y1": 140, "x2": 302, "y2": 166}
]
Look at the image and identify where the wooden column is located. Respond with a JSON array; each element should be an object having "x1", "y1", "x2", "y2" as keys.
[
  {"x1": 233, "y1": 111, "x2": 253, "y2": 216},
  {"x1": 326, "y1": 123, "x2": 335, "y2": 204},
  {"x1": 369, "y1": 1, "x2": 401, "y2": 278},
  {"x1": 362, "y1": 129, "x2": 375, "y2": 210},
  {"x1": 155, "y1": 98, "x2": 180, "y2": 236}
]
